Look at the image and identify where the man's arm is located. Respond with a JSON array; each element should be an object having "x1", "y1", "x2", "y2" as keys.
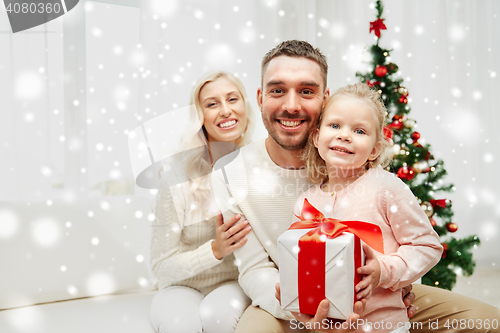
[
  {"x1": 233, "y1": 229, "x2": 294, "y2": 320},
  {"x1": 211, "y1": 165, "x2": 294, "y2": 320}
]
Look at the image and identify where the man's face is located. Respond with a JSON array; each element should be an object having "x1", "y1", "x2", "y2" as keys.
[{"x1": 258, "y1": 56, "x2": 329, "y2": 151}]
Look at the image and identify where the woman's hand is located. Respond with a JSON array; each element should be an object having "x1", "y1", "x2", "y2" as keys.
[
  {"x1": 275, "y1": 282, "x2": 365, "y2": 333},
  {"x1": 212, "y1": 212, "x2": 251, "y2": 260},
  {"x1": 355, "y1": 244, "x2": 381, "y2": 301}
]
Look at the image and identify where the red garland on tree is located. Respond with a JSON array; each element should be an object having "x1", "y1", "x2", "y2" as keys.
[
  {"x1": 369, "y1": 18, "x2": 387, "y2": 38},
  {"x1": 442, "y1": 243, "x2": 448, "y2": 258}
]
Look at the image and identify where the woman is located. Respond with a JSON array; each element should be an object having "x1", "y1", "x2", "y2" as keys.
[{"x1": 150, "y1": 71, "x2": 255, "y2": 333}]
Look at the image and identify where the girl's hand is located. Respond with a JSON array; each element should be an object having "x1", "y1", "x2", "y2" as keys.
[
  {"x1": 355, "y1": 243, "x2": 381, "y2": 301},
  {"x1": 212, "y1": 212, "x2": 251, "y2": 260}
]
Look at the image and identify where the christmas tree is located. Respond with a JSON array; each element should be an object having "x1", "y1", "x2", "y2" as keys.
[{"x1": 356, "y1": 0, "x2": 480, "y2": 290}]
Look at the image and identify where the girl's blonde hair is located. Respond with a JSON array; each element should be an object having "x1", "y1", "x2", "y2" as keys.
[
  {"x1": 169, "y1": 71, "x2": 254, "y2": 219},
  {"x1": 302, "y1": 82, "x2": 392, "y2": 184}
]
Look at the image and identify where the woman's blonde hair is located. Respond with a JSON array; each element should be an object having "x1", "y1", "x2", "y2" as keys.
[
  {"x1": 173, "y1": 71, "x2": 255, "y2": 219},
  {"x1": 302, "y1": 82, "x2": 392, "y2": 184}
]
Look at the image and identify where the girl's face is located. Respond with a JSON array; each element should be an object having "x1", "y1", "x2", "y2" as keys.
[
  {"x1": 199, "y1": 77, "x2": 247, "y2": 143},
  {"x1": 313, "y1": 96, "x2": 382, "y2": 173}
]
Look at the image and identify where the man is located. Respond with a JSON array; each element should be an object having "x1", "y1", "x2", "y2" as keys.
[{"x1": 212, "y1": 40, "x2": 500, "y2": 333}]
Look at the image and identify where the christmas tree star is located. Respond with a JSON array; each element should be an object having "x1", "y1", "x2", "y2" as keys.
[{"x1": 369, "y1": 18, "x2": 387, "y2": 38}]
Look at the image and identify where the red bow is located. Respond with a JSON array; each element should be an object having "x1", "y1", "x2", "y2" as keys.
[
  {"x1": 291, "y1": 199, "x2": 384, "y2": 253},
  {"x1": 370, "y1": 18, "x2": 387, "y2": 38},
  {"x1": 366, "y1": 80, "x2": 381, "y2": 88},
  {"x1": 383, "y1": 126, "x2": 393, "y2": 142},
  {"x1": 430, "y1": 199, "x2": 448, "y2": 209}
]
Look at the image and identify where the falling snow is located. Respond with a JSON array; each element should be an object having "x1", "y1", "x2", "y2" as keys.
[
  {"x1": 31, "y1": 218, "x2": 61, "y2": 247},
  {"x1": 1, "y1": 1, "x2": 499, "y2": 326},
  {"x1": 449, "y1": 24, "x2": 466, "y2": 41},
  {"x1": 0, "y1": 209, "x2": 19, "y2": 239}
]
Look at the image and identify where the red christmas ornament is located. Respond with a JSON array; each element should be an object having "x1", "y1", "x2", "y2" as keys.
[
  {"x1": 397, "y1": 166, "x2": 415, "y2": 181},
  {"x1": 398, "y1": 95, "x2": 408, "y2": 104},
  {"x1": 411, "y1": 132, "x2": 422, "y2": 147},
  {"x1": 430, "y1": 218, "x2": 437, "y2": 227},
  {"x1": 388, "y1": 119, "x2": 404, "y2": 131},
  {"x1": 430, "y1": 199, "x2": 449, "y2": 209},
  {"x1": 369, "y1": 18, "x2": 387, "y2": 38},
  {"x1": 383, "y1": 126, "x2": 393, "y2": 142},
  {"x1": 388, "y1": 114, "x2": 405, "y2": 130},
  {"x1": 446, "y1": 222, "x2": 458, "y2": 233},
  {"x1": 374, "y1": 65, "x2": 388, "y2": 77},
  {"x1": 366, "y1": 80, "x2": 381, "y2": 88}
]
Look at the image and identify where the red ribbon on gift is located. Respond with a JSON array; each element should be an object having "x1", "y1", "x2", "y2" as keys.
[{"x1": 289, "y1": 198, "x2": 384, "y2": 315}]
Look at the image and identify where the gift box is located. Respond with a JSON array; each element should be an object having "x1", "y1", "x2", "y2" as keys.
[{"x1": 278, "y1": 198, "x2": 384, "y2": 320}]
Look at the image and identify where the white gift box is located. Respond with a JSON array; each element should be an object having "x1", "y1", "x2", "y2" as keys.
[{"x1": 278, "y1": 229, "x2": 364, "y2": 320}]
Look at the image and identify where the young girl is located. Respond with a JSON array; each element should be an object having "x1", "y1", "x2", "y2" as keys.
[
  {"x1": 295, "y1": 82, "x2": 443, "y2": 333},
  {"x1": 150, "y1": 71, "x2": 254, "y2": 333}
]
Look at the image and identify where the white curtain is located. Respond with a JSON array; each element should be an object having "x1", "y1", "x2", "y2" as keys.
[{"x1": 1, "y1": 0, "x2": 498, "y2": 267}]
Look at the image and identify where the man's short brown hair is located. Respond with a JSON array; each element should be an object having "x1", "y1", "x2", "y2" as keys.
[{"x1": 261, "y1": 40, "x2": 328, "y2": 90}]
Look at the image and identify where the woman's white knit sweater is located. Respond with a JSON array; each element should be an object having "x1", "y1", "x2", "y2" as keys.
[{"x1": 150, "y1": 176, "x2": 238, "y2": 295}]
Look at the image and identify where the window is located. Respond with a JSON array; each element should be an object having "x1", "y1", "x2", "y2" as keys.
[
  {"x1": 86, "y1": 1, "x2": 143, "y2": 197},
  {"x1": 0, "y1": 14, "x2": 64, "y2": 201}
]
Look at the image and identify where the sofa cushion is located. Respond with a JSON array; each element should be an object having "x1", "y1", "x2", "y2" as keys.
[{"x1": 0, "y1": 291, "x2": 157, "y2": 333}]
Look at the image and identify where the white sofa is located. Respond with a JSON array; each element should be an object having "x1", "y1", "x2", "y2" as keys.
[{"x1": 0, "y1": 198, "x2": 158, "y2": 333}]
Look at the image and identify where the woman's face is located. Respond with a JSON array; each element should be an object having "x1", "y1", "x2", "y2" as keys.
[{"x1": 198, "y1": 77, "x2": 247, "y2": 143}]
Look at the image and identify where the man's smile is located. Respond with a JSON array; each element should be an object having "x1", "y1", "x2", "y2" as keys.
[{"x1": 276, "y1": 119, "x2": 306, "y2": 131}]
